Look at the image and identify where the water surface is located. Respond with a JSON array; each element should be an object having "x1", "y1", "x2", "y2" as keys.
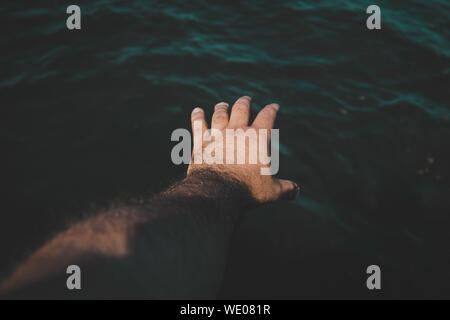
[{"x1": 1, "y1": 0, "x2": 449, "y2": 298}]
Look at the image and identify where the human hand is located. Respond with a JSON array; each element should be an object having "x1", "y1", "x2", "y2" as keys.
[{"x1": 187, "y1": 96, "x2": 300, "y2": 203}]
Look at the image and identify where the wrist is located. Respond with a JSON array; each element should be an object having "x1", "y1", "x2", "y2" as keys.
[{"x1": 184, "y1": 168, "x2": 255, "y2": 208}]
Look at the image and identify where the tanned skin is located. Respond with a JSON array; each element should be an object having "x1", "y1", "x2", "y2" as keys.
[{"x1": 0, "y1": 96, "x2": 299, "y2": 299}]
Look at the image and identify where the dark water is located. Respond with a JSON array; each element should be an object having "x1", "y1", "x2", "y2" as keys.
[{"x1": 1, "y1": 0, "x2": 449, "y2": 298}]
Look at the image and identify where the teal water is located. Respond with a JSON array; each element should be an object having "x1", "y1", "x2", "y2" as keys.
[{"x1": 1, "y1": 0, "x2": 449, "y2": 298}]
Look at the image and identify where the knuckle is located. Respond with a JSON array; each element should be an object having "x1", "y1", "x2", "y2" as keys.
[
  {"x1": 260, "y1": 113, "x2": 274, "y2": 123},
  {"x1": 235, "y1": 104, "x2": 249, "y2": 113},
  {"x1": 214, "y1": 108, "x2": 228, "y2": 116},
  {"x1": 213, "y1": 114, "x2": 227, "y2": 123},
  {"x1": 191, "y1": 115, "x2": 203, "y2": 122}
]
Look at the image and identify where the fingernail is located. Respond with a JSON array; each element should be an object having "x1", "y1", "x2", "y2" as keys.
[
  {"x1": 193, "y1": 107, "x2": 203, "y2": 113},
  {"x1": 216, "y1": 102, "x2": 229, "y2": 108},
  {"x1": 270, "y1": 103, "x2": 280, "y2": 111},
  {"x1": 242, "y1": 96, "x2": 252, "y2": 101},
  {"x1": 289, "y1": 182, "x2": 300, "y2": 200}
]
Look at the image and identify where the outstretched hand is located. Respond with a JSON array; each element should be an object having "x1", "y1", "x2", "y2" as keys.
[{"x1": 188, "y1": 96, "x2": 300, "y2": 203}]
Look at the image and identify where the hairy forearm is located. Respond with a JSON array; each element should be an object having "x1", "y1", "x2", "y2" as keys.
[
  {"x1": 0, "y1": 170, "x2": 253, "y2": 299},
  {"x1": 133, "y1": 169, "x2": 254, "y2": 298}
]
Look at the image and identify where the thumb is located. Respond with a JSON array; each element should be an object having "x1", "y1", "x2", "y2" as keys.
[{"x1": 276, "y1": 179, "x2": 300, "y2": 200}]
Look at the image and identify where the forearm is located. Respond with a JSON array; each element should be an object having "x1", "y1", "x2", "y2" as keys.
[
  {"x1": 0, "y1": 170, "x2": 253, "y2": 299},
  {"x1": 133, "y1": 169, "x2": 254, "y2": 298}
]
